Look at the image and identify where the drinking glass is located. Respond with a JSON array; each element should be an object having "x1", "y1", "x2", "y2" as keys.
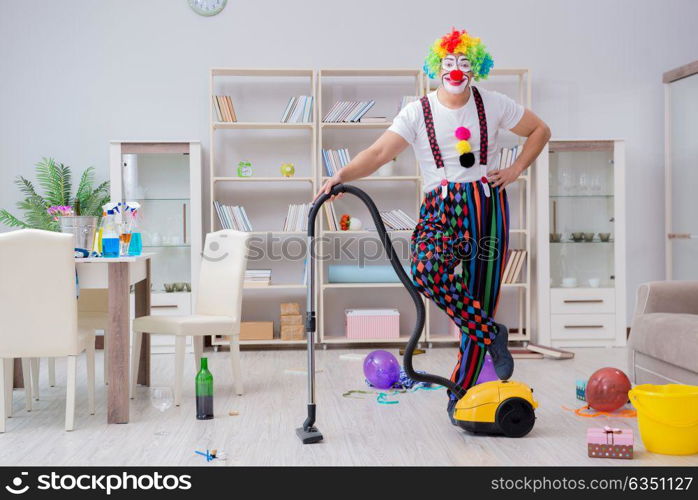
[
  {"x1": 118, "y1": 223, "x2": 132, "y2": 256},
  {"x1": 150, "y1": 387, "x2": 174, "y2": 436}
]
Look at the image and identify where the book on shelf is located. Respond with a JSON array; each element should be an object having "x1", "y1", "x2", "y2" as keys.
[
  {"x1": 281, "y1": 96, "x2": 314, "y2": 123},
  {"x1": 322, "y1": 148, "x2": 351, "y2": 176},
  {"x1": 359, "y1": 116, "x2": 388, "y2": 123},
  {"x1": 398, "y1": 96, "x2": 418, "y2": 113},
  {"x1": 510, "y1": 348, "x2": 544, "y2": 359},
  {"x1": 322, "y1": 100, "x2": 375, "y2": 123},
  {"x1": 379, "y1": 209, "x2": 417, "y2": 231},
  {"x1": 502, "y1": 249, "x2": 527, "y2": 284},
  {"x1": 244, "y1": 269, "x2": 271, "y2": 287},
  {"x1": 496, "y1": 145, "x2": 521, "y2": 170},
  {"x1": 213, "y1": 201, "x2": 252, "y2": 231},
  {"x1": 282, "y1": 202, "x2": 312, "y2": 232},
  {"x1": 526, "y1": 343, "x2": 575, "y2": 359},
  {"x1": 323, "y1": 202, "x2": 339, "y2": 231},
  {"x1": 213, "y1": 95, "x2": 237, "y2": 122}
]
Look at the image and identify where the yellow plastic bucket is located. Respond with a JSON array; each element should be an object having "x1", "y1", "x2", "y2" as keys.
[{"x1": 629, "y1": 384, "x2": 698, "y2": 455}]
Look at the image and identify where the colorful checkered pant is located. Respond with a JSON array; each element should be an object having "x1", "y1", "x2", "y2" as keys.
[{"x1": 410, "y1": 181, "x2": 509, "y2": 399}]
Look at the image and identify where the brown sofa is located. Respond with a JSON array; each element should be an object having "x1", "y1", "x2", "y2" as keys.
[{"x1": 629, "y1": 281, "x2": 698, "y2": 385}]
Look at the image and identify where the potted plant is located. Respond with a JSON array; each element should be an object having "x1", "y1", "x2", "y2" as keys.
[{"x1": 0, "y1": 157, "x2": 110, "y2": 231}]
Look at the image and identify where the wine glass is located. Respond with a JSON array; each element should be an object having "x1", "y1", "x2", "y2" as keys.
[{"x1": 150, "y1": 386, "x2": 174, "y2": 436}]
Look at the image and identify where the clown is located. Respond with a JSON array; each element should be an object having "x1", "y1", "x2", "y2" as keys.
[{"x1": 316, "y1": 28, "x2": 550, "y2": 423}]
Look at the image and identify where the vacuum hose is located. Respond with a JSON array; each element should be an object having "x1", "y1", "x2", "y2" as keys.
[{"x1": 309, "y1": 183, "x2": 466, "y2": 399}]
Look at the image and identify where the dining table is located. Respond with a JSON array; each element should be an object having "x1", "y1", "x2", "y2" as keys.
[{"x1": 13, "y1": 253, "x2": 154, "y2": 423}]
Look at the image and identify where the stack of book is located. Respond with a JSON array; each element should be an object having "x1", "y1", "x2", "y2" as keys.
[
  {"x1": 212, "y1": 95, "x2": 237, "y2": 122},
  {"x1": 502, "y1": 249, "x2": 527, "y2": 284},
  {"x1": 213, "y1": 201, "x2": 253, "y2": 231},
  {"x1": 398, "y1": 96, "x2": 418, "y2": 113},
  {"x1": 322, "y1": 100, "x2": 375, "y2": 123},
  {"x1": 323, "y1": 202, "x2": 340, "y2": 231},
  {"x1": 283, "y1": 203, "x2": 312, "y2": 232},
  {"x1": 379, "y1": 209, "x2": 417, "y2": 231},
  {"x1": 281, "y1": 96, "x2": 314, "y2": 123},
  {"x1": 244, "y1": 270, "x2": 271, "y2": 287},
  {"x1": 322, "y1": 148, "x2": 351, "y2": 176},
  {"x1": 496, "y1": 146, "x2": 521, "y2": 170}
]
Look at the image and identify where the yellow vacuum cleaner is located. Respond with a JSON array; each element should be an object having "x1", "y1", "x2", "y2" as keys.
[
  {"x1": 298, "y1": 184, "x2": 537, "y2": 443},
  {"x1": 453, "y1": 380, "x2": 537, "y2": 437}
]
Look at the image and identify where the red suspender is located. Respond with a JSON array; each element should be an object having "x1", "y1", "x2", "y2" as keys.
[
  {"x1": 420, "y1": 95, "x2": 444, "y2": 169},
  {"x1": 471, "y1": 87, "x2": 488, "y2": 166}
]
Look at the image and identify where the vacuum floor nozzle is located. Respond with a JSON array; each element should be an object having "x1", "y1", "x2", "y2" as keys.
[{"x1": 296, "y1": 426, "x2": 323, "y2": 444}]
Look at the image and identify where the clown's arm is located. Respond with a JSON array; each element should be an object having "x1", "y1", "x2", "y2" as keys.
[
  {"x1": 314, "y1": 130, "x2": 409, "y2": 201},
  {"x1": 488, "y1": 109, "x2": 551, "y2": 188}
]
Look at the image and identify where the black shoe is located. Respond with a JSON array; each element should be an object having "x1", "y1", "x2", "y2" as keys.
[
  {"x1": 447, "y1": 398, "x2": 459, "y2": 425},
  {"x1": 490, "y1": 322, "x2": 514, "y2": 380}
]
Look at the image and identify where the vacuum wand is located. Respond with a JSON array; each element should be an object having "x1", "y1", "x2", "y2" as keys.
[{"x1": 296, "y1": 183, "x2": 465, "y2": 444}]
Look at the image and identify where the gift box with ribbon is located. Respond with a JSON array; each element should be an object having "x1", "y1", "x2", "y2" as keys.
[{"x1": 587, "y1": 426, "x2": 633, "y2": 459}]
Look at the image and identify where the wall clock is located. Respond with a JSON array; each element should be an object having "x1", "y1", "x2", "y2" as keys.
[{"x1": 188, "y1": 0, "x2": 227, "y2": 16}]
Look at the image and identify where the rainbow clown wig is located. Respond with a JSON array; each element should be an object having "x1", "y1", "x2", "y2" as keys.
[{"x1": 423, "y1": 28, "x2": 494, "y2": 81}]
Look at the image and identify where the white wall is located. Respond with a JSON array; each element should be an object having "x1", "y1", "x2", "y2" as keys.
[{"x1": 2, "y1": 0, "x2": 697, "y2": 324}]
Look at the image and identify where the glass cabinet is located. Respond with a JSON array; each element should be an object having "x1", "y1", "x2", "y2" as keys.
[
  {"x1": 536, "y1": 140, "x2": 626, "y2": 347},
  {"x1": 110, "y1": 141, "x2": 202, "y2": 352}
]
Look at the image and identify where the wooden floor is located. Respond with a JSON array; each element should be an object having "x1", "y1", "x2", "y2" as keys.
[{"x1": 0, "y1": 346, "x2": 695, "y2": 466}]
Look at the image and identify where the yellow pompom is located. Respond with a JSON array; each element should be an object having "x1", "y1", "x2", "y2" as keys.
[{"x1": 456, "y1": 140, "x2": 471, "y2": 154}]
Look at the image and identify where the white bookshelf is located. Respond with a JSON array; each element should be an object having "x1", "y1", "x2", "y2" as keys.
[
  {"x1": 317, "y1": 68, "x2": 426, "y2": 346},
  {"x1": 208, "y1": 67, "x2": 534, "y2": 348},
  {"x1": 209, "y1": 68, "x2": 317, "y2": 347},
  {"x1": 424, "y1": 69, "x2": 533, "y2": 344}
]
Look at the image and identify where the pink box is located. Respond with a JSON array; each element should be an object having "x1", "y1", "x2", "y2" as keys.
[
  {"x1": 587, "y1": 426, "x2": 634, "y2": 459},
  {"x1": 345, "y1": 308, "x2": 400, "y2": 339}
]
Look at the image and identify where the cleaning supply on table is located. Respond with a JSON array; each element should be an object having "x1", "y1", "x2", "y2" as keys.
[
  {"x1": 195, "y1": 357, "x2": 214, "y2": 420},
  {"x1": 101, "y1": 203, "x2": 119, "y2": 258},
  {"x1": 126, "y1": 201, "x2": 142, "y2": 256}
]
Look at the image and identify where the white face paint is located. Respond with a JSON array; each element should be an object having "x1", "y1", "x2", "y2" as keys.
[{"x1": 441, "y1": 54, "x2": 472, "y2": 94}]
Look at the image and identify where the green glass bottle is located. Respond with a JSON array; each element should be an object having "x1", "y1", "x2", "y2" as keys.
[{"x1": 195, "y1": 357, "x2": 214, "y2": 420}]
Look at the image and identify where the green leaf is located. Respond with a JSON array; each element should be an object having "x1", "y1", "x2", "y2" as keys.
[
  {"x1": 35, "y1": 157, "x2": 72, "y2": 206},
  {"x1": 0, "y1": 209, "x2": 30, "y2": 228}
]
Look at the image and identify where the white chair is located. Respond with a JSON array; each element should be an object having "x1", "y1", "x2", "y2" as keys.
[
  {"x1": 32, "y1": 290, "x2": 107, "y2": 400},
  {"x1": 0, "y1": 229, "x2": 96, "y2": 432},
  {"x1": 131, "y1": 230, "x2": 249, "y2": 406}
]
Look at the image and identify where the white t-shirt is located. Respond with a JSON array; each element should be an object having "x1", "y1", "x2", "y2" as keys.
[{"x1": 388, "y1": 88, "x2": 524, "y2": 193}]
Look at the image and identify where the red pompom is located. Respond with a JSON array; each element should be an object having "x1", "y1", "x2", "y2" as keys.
[{"x1": 454, "y1": 126, "x2": 471, "y2": 140}]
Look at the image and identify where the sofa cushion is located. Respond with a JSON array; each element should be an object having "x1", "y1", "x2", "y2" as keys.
[{"x1": 629, "y1": 313, "x2": 698, "y2": 374}]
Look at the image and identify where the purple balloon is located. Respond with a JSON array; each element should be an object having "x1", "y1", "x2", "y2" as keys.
[
  {"x1": 363, "y1": 350, "x2": 401, "y2": 389},
  {"x1": 475, "y1": 352, "x2": 499, "y2": 385}
]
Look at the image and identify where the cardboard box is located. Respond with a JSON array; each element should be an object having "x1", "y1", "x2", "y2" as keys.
[
  {"x1": 240, "y1": 321, "x2": 274, "y2": 341},
  {"x1": 280, "y1": 314, "x2": 302, "y2": 326},
  {"x1": 280, "y1": 302, "x2": 300, "y2": 316},
  {"x1": 281, "y1": 324, "x2": 305, "y2": 341}
]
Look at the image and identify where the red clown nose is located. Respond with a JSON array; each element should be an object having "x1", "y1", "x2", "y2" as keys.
[{"x1": 449, "y1": 69, "x2": 464, "y2": 82}]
